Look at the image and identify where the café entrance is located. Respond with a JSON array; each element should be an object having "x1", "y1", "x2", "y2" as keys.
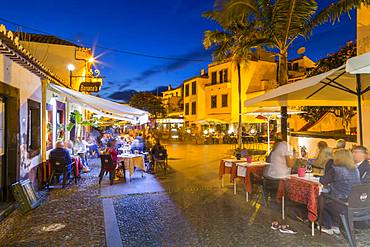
[{"x1": 0, "y1": 82, "x2": 20, "y2": 216}]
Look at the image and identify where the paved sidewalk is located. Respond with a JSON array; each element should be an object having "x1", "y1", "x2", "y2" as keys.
[{"x1": 0, "y1": 159, "x2": 106, "y2": 247}]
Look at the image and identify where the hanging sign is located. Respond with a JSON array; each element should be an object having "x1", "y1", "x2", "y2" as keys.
[{"x1": 79, "y1": 82, "x2": 102, "y2": 92}]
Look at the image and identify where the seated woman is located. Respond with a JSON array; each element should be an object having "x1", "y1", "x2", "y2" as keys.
[
  {"x1": 105, "y1": 139, "x2": 118, "y2": 167},
  {"x1": 319, "y1": 149, "x2": 361, "y2": 235},
  {"x1": 264, "y1": 136, "x2": 294, "y2": 201},
  {"x1": 105, "y1": 139, "x2": 122, "y2": 180},
  {"x1": 313, "y1": 147, "x2": 334, "y2": 174}
]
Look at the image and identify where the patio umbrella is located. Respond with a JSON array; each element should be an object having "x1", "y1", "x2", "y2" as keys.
[
  {"x1": 244, "y1": 52, "x2": 370, "y2": 145},
  {"x1": 245, "y1": 107, "x2": 305, "y2": 153}
]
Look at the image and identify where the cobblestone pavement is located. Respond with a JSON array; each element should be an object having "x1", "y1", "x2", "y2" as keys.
[
  {"x1": 0, "y1": 159, "x2": 106, "y2": 247},
  {"x1": 1, "y1": 144, "x2": 369, "y2": 247},
  {"x1": 113, "y1": 143, "x2": 370, "y2": 247}
]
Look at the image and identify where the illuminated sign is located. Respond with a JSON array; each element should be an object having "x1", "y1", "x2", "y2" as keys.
[{"x1": 79, "y1": 82, "x2": 102, "y2": 92}]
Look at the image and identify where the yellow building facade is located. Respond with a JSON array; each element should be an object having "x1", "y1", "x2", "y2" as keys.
[
  {"x1": 162, "y1": 84, "x2": 184, "y2": 117},
  {"x1": 179, "y1": 60, "x2": 277, "y2": 126}
]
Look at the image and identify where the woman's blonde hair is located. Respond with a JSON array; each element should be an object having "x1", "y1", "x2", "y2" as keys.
[
  {"x1": 333, "y1": 149, "x2": 356, "y2": 170},
  {"x1": 314, "y1": 147, "x2": 333, "y2": 169}
]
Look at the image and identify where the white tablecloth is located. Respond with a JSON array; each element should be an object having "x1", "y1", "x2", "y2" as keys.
[{"x1": 117, "y1": 154, "x2": 145, "y2": 176}]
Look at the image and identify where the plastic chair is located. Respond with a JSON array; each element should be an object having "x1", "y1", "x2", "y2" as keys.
[
  {"x1": 99, "y1": 155, "x2": 115, "y2": 185},
  {"x1": 48, "y1": 157, "x2": 75, "y2": 188},
  {"x1": 320, "y1": 184, "x2": 370, "y2": 247}
]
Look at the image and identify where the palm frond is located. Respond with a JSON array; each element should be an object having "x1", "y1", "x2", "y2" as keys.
[
  {"x1": 271, "y1": 0, "x2": 317, "y2": 47},
  {"x1": 309, "y1": 0, "x2": 370, "y2": 32}
]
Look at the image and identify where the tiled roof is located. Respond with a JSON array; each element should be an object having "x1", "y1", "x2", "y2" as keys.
[
  {"x1": 0, "y1": 24, "x2": 66, "y2": 86},
  {"x1": 15, "y1": 32, "x2": 81, "y2": 47}
]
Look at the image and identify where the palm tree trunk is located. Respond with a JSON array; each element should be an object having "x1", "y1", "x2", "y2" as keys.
[
  {"x1": 237, "y1": 62, "x2": 242, "y2": 149},
  {"x1": 278, "y1": 52, "x2": 289, "y2": 141}
]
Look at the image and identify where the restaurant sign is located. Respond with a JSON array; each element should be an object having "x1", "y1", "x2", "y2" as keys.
[{"x1": 79, "y1": 82, "x2": 102, "y2": 92}]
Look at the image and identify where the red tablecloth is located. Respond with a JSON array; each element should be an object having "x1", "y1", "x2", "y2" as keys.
[
  {"x1": 219, "y1": 160, "x2": 237, "y2": 183},
  {"x1": 277, "y1": 176, "x2": 320, "y2": 222}
]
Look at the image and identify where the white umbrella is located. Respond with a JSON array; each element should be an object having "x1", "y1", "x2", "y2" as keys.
[{"x1": 245, "y1": 107, "x2": 305, "y2": 153}]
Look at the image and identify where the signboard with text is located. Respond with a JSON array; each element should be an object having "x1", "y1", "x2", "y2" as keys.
[{"x1": 79, "y1": 82, "x2": 102, "y2": 93}]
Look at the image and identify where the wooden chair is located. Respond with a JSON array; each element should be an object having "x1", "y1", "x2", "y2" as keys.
[
  {"x1": 48, "y1": 157, "x2": 75, "y2": 188},
  {"x1": 99, "y1": 155, "x2": 115, "y2": 185},
  {"x1": 152, "y1": 149, "x2": 168, "y2": 174}
]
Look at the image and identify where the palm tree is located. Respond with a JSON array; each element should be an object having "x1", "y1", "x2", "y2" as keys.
[
  {"x1": 205, "y1": 0, "x2": 370, "y2": 141},
  {"x1": 203, "y1": 17, "x2": 268, "y2": 149}
]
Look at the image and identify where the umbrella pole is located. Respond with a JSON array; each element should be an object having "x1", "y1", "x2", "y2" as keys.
[
  {"x1": 356, "y1": 74, "x2": 364, "y2": 145},
  {"x1": 267, "y1": 116, "x2": 270, "y2": 154}
]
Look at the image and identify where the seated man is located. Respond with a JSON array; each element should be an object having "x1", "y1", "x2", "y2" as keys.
[
  {"x1": 151, "y1": 140, "x2": 167, "y2": 160},
  {"x1": 49, "y1": 141, "x2": 73, "y2": 178},
  {"x1": 352, "y1": 145, "x2": 370, "y2": 183}
]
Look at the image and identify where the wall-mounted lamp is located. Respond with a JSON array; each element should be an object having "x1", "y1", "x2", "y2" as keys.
[{"x1": 67, "y1": 64, "x2": 75, "y2": 87}]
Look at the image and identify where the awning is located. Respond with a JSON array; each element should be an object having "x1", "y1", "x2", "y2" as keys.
[
  {"x1": 49, "y1": 84, "x2": 148, "y2": 124},
  {"x1": 244, "y1": 54, "x2": 370, "y2": 144}
]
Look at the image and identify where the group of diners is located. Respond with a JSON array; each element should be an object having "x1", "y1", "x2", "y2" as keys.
[
  {"x1": 47, "y1": 131, "x2": 168, "y2": 185},
  {"x1": 265, "y1": 136, "x2": 370, "y2": 235}
]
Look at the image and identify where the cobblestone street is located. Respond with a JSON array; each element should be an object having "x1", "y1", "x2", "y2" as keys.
[
  {"x1": 0, "y1": 144, "x2": 370, "y2": 246},
  {"x1": 0, "y1": 159, "x2": 106, "y2": 247}
]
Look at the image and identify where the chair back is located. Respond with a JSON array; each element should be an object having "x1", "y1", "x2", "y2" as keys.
[
  {"x1": 100, "y1": 154, "x2": 114, "y2": 170},
  {"x1": 49, "y1": 157, "x2": 68, "y2": 173},
  {"x1": 348, "y1": 183, "x2": 370, "y2": 209},
  {"x1": 155, "y1": 148, "x2": 167, "y2": 160}
]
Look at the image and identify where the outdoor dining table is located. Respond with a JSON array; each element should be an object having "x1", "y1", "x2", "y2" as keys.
[
  {"x1": 231, "y1": 161, "x2": 269, "y2": 201},
  {"x1": 117, "y1": 154, "x2": 146, "y2": 180},
  {"x1": 276, "y1": 174, "x2": 322, "y2": 236},
  {"x1": 219, "y1": 158, "x2": 244, "y2": 187},
  {"x1": 219, "y1": 159, "x2": 268, "y2": 201}
]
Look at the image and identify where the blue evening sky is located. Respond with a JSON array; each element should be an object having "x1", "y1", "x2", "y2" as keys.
[{"x1": 0, "y1": 0, "x2": 356, "y2": 100}]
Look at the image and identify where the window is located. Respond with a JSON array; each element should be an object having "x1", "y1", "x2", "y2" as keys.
[
  {"x1": 211, "y1": 72, "x2": 217, "y2": 84},
  {"x1": 191, "y1": 102, "x2": 196, "y2": 115},
  {"x1": 211, "y1": 95, "x2": 217, "y2": 109},
  {"x1": 293, "y1": 62, "x2": 299, "y2": 71},
  {"x1": 223, "y1": 69, "x2": 228, "y2": 82},
  {"x1": 185, "y1": 84, "x2": 190, "y2": 97},
  {"x1": 175, "y1": 92, "x2": 178, "y2": 96},
  {"x1": 185, "y1": 103, "x2": 189, "y2": 115},
  {"x1": 219, "y1": 70, "x2": 224, "y2": 83},
  {"x1": 191, "y1": 81, "x2": 196, "y2": 95},
  {"x1": 27, "y1": 99, "x2": 41, "y2": 157},
  {"x1": 222, "y1": 94, "x2": 228, "y2": 107}
]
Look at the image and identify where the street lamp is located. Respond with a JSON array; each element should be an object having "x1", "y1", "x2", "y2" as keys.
[
  {"x1": 67, "y1": 64, "x2": 75, "y2": 87},
  {"x1": 88, "y1": 57, "x2": 95, "y2": 63}
]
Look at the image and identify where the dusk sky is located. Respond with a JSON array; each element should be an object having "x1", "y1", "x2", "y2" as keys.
[{"x1": 0, "y1": 0, "x2": 356, "y2": 100}]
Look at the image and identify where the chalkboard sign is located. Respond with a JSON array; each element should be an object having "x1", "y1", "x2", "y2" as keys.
[{"x1": 12, "y1": 179, "x2": 41, "y2": 213}]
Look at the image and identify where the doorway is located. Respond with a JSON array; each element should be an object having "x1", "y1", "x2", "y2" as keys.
[
  {"x1": 0, "y1": 98, "x2": 5, "y2": 202},
  {"x1": 0, "y1": 82, "x2": 20, "y2": 205}
]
